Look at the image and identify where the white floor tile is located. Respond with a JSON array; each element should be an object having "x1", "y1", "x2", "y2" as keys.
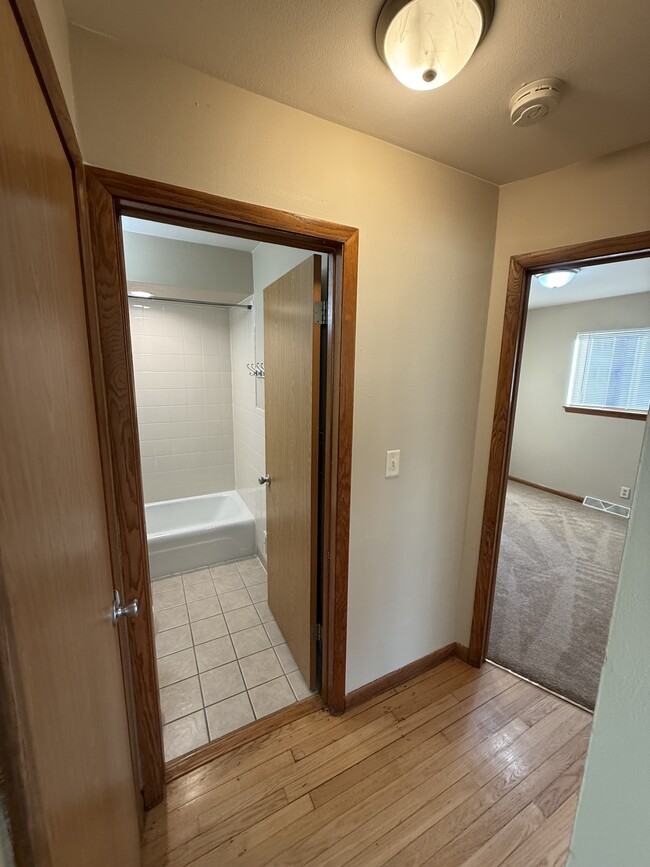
[
  {"x1": 219, "y1": 588, "x2": 252, "y2": 612},
  {"x1": 187, "y1": 596, "x2": 222, "y2": 622},
  {"x1": 231, "y1": 625, "x2": 271, "y2": 659},
  {"x1": 153, "y1": 587, "x2": 186, "y2": 611},
  {"x1": 274, "y1": 643, "x2": 299, "y2": 674},
  {"x1": 156, "y1": 624, "x2": 192, "y2": 658},
  {"x1": 254, "y1": 601, "x2": 274, "y2": 623},
  {"x1": 224, "y1": 604, "x2": 261, "y2": 634},
  {"x1": 184, "y1": 580, "x2": 216, "y2": 603},
  {"x1": 212, "y1": 571, "x2": 245, "y2": 594},
  {"x1": 200, "y1": 661, "x2": 246, "y2": 705},
  {"x1": 239, "y1": 648, "x2": 284, "y2": 689},
  {"x1": 248, "y1": 676, "x2": 296, "y2": 719},
  {"x1": 157, "y1": 647, "x2": 197, "y2": 688},
  {"x1": 163, "y1": 710, "x2": 208, "y2": 762},
  {"x1": 195, "y1": 635, "x2": 236, "y2": 673},
  {"x1": 160, "y1": 676, "x2": 202, "y2": 724},
  {"x1": 287, "y1": 669, "x2": 313, "y2": 701},
  {"x1": 205, "y1": 693, "x2": 254, "y2": 740},
  {"x1": 155, "y1": 604, "x2": 189, "y2": 633},
  {"x1": 191, "y1": 614, "x2": 228, "y2": 645},
  {"x1": 263, "y1": 619, "x2": 285, "y2": 647}
]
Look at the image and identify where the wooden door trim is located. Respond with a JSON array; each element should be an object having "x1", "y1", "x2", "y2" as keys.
[
  {"x1": 468, "y1": 230, "x2": 650, "y2": 668},
  {"x1": 84, "y1": 169, "x2": 358, "y2": 794}
]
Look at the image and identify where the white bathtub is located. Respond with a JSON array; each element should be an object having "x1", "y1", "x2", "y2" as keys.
[{"x1": 145, "y1": 491, "x2": 256, "y2": 579}]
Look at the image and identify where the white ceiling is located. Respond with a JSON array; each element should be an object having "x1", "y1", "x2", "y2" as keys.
[
  {"x1": 121, "y1": 217, "x2": 259, "y2": 252},
  {"x1": 64, "y1": 0, "x2": 650, "y2": 184},
  {"x1": 529, "y1": 258, "x2": 650, "y2": 309}
]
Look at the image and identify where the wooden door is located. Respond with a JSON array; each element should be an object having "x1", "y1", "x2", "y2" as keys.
[
  {"x1": 264, "y1": 257, "x2": 322, "y2": 688},
  {"x1": 0, "y1": 2, "x2": 142, "y2": 864}
]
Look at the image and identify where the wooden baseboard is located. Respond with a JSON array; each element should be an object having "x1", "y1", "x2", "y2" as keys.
[
  {"x1": 165, "y1": 695, "x2": 323, "y2": 782},
  {"x1": 508, "y1": 475, "x2": 582, "y2": 503},
  {"x1": 454, "y1": 642, "x2": 470, "y2": 663},
  {"x1": 344, "y1": 642, "x2": 459, "y2": 710}
]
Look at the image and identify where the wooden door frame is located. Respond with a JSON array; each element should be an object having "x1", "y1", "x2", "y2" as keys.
[
  {"x1": 84, "y1": 167, "x2": 359, "y2": 796},
  {"x1": 467, "y1": 230, "x2": 650, "y2": 668}
]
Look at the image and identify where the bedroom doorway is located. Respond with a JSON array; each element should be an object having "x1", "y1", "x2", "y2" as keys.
[{"x1": 468, "y1": 232, "x2": 650, "y2": 711}]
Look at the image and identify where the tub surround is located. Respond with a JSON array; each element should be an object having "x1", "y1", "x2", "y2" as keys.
[{"x1": 129, "y1": 293, "x2": 235, "y2": 503}]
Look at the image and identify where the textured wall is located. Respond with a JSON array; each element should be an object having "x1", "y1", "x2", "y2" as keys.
[{"x1": 70, "y1": 27, "x2": 498, "y2": 691}]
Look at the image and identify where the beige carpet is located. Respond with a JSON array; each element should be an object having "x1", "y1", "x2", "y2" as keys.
[{"x1": 487, "y1": 481, "x2": 627, "y2": 709}]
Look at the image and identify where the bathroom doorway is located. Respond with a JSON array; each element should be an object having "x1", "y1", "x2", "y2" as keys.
[
  {"x1": 124, "y1": 218, "x2": 326, "y2": 760},
  {"x1": 85, "y1": 169, "x2": 358, "y2": 800}
]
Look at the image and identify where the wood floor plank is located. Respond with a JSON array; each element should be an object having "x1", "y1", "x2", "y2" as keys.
[
  {"x1": 246, "y1": 719, "x2": 528, "y2": 867},
  {"x1": 417, "y1": 724, "x2": 590, "y2": 866},
  {"x1": 143, "y1": 789, "x2": 290, "y2": 867},
  {"x1": 141, "y1": 661, "x2": 591, "y2": 867},
  {"x1": 190, "y1": 794, "x2": 314, "y2": 866},
  {"x1": 534, "y1": 756, "x2": 586, "y2": 818},
  {"x1": 500, "y1": 793, "x2": 579, "y2": 867},
  {"x1": 459, "y1": 802, "x2": 545, "y2": 867},
  {"x1": 381, "y1": 725, "x2": 589, "y2": 867}
]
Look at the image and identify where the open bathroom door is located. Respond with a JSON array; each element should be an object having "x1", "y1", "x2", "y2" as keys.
[{"x1": 264, "y1": 257, "x2": 321, "y2": 689}]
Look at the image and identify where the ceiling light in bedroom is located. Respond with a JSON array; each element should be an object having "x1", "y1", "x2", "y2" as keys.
[
  {"x1": 536, "y1": 270, "x2": 579, "y2": 289},
  {"x1": 375, "y1": 0, "x2": 495, "y2": 91}
]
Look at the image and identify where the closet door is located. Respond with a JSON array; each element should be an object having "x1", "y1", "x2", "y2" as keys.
[
  {"x1": 264, "y1": 257, "x2": 321, "y2": 688},
  {"x1": 0, "y1": 1, "x2": 141, "y2": 863}
]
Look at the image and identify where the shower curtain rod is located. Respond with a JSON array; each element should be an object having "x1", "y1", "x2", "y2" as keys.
[{"x1": 127, "y1": 291, "x2": 252, "y2": 310}]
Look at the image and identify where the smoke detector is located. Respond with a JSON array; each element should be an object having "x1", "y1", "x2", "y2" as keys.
[{"x1": 509, "y1": 78, "x2": 565, "y2": 127}]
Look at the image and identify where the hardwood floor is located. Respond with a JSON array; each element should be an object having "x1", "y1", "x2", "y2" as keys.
[{"x1": 142, "y1": 659, "x2": 591, "y2": 866}]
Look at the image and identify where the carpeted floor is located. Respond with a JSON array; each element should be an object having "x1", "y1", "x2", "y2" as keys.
[{"x1": 487, "y1": 481, "x2": 627, "y2": 709}]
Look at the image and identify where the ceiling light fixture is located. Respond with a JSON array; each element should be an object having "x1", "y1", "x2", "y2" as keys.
[
  {"x1": 536, "y1": 269, "x2": 579, "y2": 289},
  {"x1": 376, "y1": 0, "x2": 495, "y2": 91}
]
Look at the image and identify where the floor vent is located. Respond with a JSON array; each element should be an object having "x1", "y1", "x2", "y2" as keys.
[{"x1": 583, "y1": 496, "x2": 630, "y2": 519}]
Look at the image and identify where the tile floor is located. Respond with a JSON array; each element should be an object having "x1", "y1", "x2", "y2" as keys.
[{"x1": 152, "y1": 556, "x2": 315, "y2": 762}]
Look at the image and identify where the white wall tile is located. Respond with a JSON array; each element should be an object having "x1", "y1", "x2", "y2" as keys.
[{"x1": 129, "y1": 298, "x2": 235, "y2": 502}]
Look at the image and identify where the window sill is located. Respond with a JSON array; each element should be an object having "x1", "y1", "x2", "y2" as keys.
[{"x1": 563, "y1": 405, "x2": 648, "y2": 421}]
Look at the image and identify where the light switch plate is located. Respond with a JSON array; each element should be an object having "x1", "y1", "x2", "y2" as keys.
[{"x1": 386, "y1": 449, "x2": 400, "y2": 478}]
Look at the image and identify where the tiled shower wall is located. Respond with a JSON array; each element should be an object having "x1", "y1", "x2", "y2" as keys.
[
  {"x1": 129, "y1": 296, "x2": 235, "y2": 503},
  {"x1": 230, "y1": 297, "x2": 267, "y2": 560}
]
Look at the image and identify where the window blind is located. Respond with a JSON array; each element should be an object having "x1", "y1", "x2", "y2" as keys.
[{"x1": 567, "y1": 327, "x2": 650, "y2": 413}]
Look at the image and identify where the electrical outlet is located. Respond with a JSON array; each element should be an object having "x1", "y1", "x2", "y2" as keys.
[
  {"x1": 620, "y1": 486, "x2": 631, "y2": 499},
  {"x1": 385, "y1": 449, "x2": 400, "y2": 478}
]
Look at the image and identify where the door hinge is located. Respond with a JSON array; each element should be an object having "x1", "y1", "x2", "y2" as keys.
[
  {"x1": 314, "y1": 300, "x2": 327, "y2": 326},
  {"x1": 311, "y1": 623, "x2": 322, "y2": 642}
]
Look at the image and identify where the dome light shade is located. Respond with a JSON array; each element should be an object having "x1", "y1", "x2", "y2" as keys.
[
  {"x1": 376, "y1": 0, "x2": 494, "y2": 91},
  {"x1": 536, "y1": 270, "x2": 579, "y2": 289}
]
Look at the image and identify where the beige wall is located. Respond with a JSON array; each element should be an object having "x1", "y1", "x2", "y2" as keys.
[
  {"x1": 69, "y1": 26, "x2": 498, "y2": 691},
  {"x1": 567, "y1": 418, "x2": 650, "y2": 866},
  {"x1": 457, "y1": 142, "x2": 650, "y2": 643},
  {"x1": 510, "y1": 293, "x2": 649, "y2": 504}
]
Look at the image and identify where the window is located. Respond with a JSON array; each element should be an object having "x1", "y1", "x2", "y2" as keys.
[{"x1": 566, "y1": 327, "x2": 650, "y2": 418}]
